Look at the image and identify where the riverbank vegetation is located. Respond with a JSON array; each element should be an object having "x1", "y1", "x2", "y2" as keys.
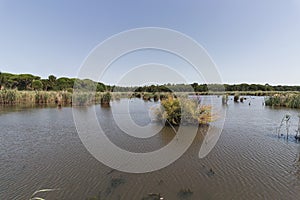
[{"x1": 1, "y1": 72, "x2": 300, "y2": 107}]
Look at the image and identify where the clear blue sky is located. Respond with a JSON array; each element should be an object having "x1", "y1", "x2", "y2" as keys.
[{"x1": 0, "y1": 0, "x2": 300, "y2": 85}]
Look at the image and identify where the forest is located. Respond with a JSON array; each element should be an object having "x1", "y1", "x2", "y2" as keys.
[{"x1": 1, "y1": 71, "x2": 300, "y2": 93}]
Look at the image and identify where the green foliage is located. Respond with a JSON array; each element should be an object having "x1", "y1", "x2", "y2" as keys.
[
  {"x1": 154, "y1": 96, "x2": 216, "y2": 126},
  {"x1": 2, "y1": 72, "x2": 300, "y2": 94},
  {"x1": 100, "y1": 92, "x2": 111, "y2": 105},
  {"x1": 47, "y1": 75, "x2": 57, "y2": 90},
  {"x1": 153, "y1": 93, "x2": 159, "y2": 102},
  {"x1": 96, "y1": 82, "x2": 106, "y2": 92},
  {"x1": 0, "y1": 71, "x2": 7, "y2": 89},
  {"x1": 32, "y1": 80, "x2": 43, "y2": 90},
  {"x1": 55, "y1": 77, "x2": 75, "y2": 90},
  {"x1": 74, "y1": 79, "x2": 97, "y2": 91},
  {"x1": 142, "y1": 93, "x2": 153, "y2": 101},
  {"x1": 159, "y1": 96, "x2": 181, "y2": 125},
  {"x1": 265, "y1": 93, "x2": 300, "y2": 108},
  {"x1": 10, "y1": 74, "x2": 40, "y2": 90}
]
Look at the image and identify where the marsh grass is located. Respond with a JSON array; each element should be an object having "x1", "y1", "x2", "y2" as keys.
[
  {"x1": 265, "y1": 93, "x2": 300, "y2": 108},
  {"x1": 2, "y1": 90, "x2": 300, "y2": 106},
  {"x1": 154, "y1": 96, "x2": 216, "y2": 126},
  {"x1": 0, "y1": 90, "x2": 111, "y2": 106}
]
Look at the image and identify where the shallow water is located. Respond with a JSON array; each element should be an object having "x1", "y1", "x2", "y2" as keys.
[{"x1": 1, "y1": 96, "x2": 300, "y2": 199}]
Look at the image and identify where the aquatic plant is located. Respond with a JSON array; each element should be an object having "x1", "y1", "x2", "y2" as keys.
[
  {"x1": 159, "y1": 93, "x2": 168, "y2": 101},
  {"x1": 134, "y1": 92, "x2": 142, "y2": 98},
  {"x1": 234, "y1": 94, "x2": 240, "y2": 102},
  {"x1": 143, "y1": 93, "x2": 152, "y2": 101},
  {"x1": 154, "y1": 96, "x2": 216, "y2": 126},
  {"x1": 222, "y1": 95, "x2": 228, "y2": 105},
  {"x1": 100, "y1": 92, "x2": 112, "y2": 105},
  {"x1": 153, "y1": 93, "x2": 159, "y2": 102},
  {"x1": 240, "y1": 97, "x2": 244, "y2": 103},
  {"x1": 0, "y1": 89, "x2": 17, "y2": 104},
  {"x1": 265, "y1": 93, "x2": 300, "y2": 109}
]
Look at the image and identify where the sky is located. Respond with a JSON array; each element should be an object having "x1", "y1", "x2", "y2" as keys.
[{"x1": 0, "y1": 0, "x2": 300, "y2": 85}]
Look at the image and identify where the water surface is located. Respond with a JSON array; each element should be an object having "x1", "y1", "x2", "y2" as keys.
[{"x1": 1, "y1": 96, "x2": 300, "y2": 199}]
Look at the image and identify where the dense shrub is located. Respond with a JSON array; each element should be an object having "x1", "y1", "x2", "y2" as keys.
[{"x1": 154, "y1": 96, "x2": 216, "y2": 125}]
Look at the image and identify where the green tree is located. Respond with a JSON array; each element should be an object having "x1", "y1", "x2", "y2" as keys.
[
  {"x1": 96, "y1": 82, "x2": 106, "y2": 92},
  {"x1": 55, "y1": 77, "x2": 75, "y2": 90},
  {"x1": 0, "y1": 72, "x2": 5, "y2": 89},
  {"x1": 10, "y1": 74, "x2": 40, "y2": 90},
  {"x1": 47, "y1": 75, "x2": 57, "y2": 90},
  {"x1": 32, "y1": 80, "x2": 43, "y2": 90}
]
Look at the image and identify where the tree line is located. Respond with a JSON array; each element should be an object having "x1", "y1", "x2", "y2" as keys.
[
  {"x1": 0, "y1": 72, "x2": 107, "y2": 92},
  {"x1": 1, "y1": 72, "x2": 300, "y2": 92}
]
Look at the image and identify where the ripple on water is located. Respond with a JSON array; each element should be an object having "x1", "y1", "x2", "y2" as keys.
[{"x1": 1, "y1": 97, "x2": 300, "y2": 199}]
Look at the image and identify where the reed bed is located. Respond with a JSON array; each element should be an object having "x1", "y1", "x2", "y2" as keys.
[
  {"x1": 2, "y1": 90, "x2": 300, "y2": 107},
  {"x1": 0, "y1": 90, "x2": 74, "y2": 105},
  {"x1": 265, "y1": 93, "x2": 300, "y2": 109},
  {"x1": 0, "y1": 90, "x2": 101, "y2": 105}
]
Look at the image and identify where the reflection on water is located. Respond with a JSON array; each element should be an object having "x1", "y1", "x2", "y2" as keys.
[{"x1": 1, "y1": 96, "x2": 300, "y2": 199}]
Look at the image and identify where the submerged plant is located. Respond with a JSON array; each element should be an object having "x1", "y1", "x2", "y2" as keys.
[
  {"x1": 178, "y1": 188, "x2": 193, "y2": 199},
  {"x1": 110, "y1": 177, "x2": 125, "y2": 189}
]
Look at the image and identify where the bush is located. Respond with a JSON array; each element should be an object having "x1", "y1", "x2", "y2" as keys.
[
  {"x1": 234, "y1": 94, "x2": 240, "y2": 102},
  {"x1": 154, "y1": 96, "x2": 216, "y2": 126},
  {"x1": 101, "y1": 92, "x2": 111, "y2": 105},
  {"x1": 240, "y1": 97, "x2": 244, "y2": 103}
]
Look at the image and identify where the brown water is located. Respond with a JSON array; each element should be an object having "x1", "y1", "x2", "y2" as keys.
[{"x1": 1, "y1": 96, "x2": 300, "y2": 199}]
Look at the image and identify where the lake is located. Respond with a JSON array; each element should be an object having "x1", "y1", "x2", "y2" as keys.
[{"x1": 1, "y1": 96, "x2": 300, "y2": 199}]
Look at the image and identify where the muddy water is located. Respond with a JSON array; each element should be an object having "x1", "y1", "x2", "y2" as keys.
[{"x1": 1, "y1": 97, "x2": 300, "y2": 199}]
